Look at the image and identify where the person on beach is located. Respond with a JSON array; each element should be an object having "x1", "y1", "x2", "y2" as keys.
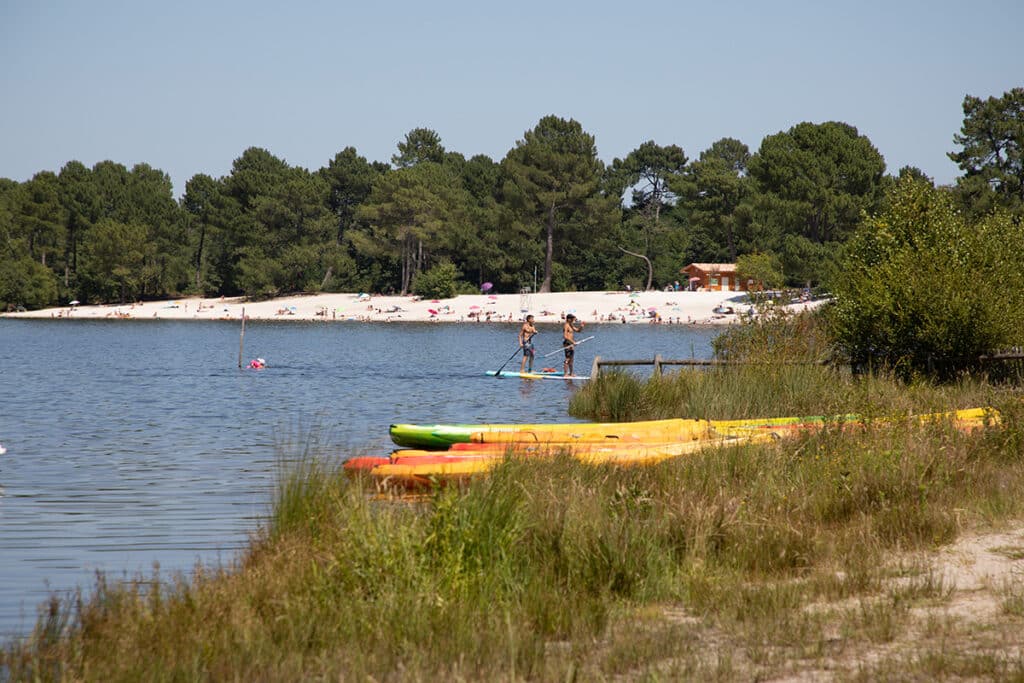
[
  {"x1": 562, "y1": 314, "x2": 585, "y2": 376},
  {"x1": 518, "y1": 315, "x2": 538, "y2": 373}
]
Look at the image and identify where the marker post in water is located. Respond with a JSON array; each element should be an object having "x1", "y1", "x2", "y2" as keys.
[{"x1": 237, "y1": 307, "x2": 246, "y2": 368}]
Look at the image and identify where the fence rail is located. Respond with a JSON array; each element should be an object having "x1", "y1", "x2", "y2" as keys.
[
  {"x1": 590, "y1": 352, "x2": 1024, "y2": 379},
  {"x1": 589, "y1": 355, "x2": 829, "y2": 378}
]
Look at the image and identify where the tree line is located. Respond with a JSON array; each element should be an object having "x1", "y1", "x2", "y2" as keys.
[{"x1": 1, "y1": 88, "x2": 1021, "y2": 310}]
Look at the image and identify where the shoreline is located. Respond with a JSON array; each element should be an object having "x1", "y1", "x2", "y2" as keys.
[{"x1": 1, "y1": 290, "x2": 818, "y2": 325}]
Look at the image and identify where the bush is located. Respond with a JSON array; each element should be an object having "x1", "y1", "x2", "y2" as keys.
[
  {"x1": 0, "y1": 256, "x2": 58, "y2": 310},
  {"x1": 828, "y1": 177, "x2": 1024, "y2": 380},
  {"x1": 412, "y1": 261, "x2": 461, "y2": 299}
]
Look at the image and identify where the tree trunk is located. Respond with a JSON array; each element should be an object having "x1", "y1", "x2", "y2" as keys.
[
  {"x1": 618, "y1": 246, "x2": 653, "y2": 290},
  {"x1": 194, "y1": 223, "x2": 206, "y2": 292},
  {"x1": 540, "y1": 204, "x2": 555, "y2": 293},
  {"x1": 400, "y1": 233, "x2": 412, "y2": 295}
]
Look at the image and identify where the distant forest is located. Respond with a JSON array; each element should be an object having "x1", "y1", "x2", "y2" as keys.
[{"x1": 1, "y1": 88, "x2": 1021, "y2": 310}]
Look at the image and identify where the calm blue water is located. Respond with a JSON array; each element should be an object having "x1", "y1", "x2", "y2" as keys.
[{"x1": 0, "y1": 319, "x2": 718, "y2": 637}]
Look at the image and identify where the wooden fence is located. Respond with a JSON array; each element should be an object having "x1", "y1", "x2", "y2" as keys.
[
  {"x1": 589, "y1": 355, "x2": 829, "y2": 379},
  {"x1": 590, "y1": 352, "x2": 1024, "y2": 379}
]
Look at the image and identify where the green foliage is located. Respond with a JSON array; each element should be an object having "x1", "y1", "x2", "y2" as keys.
[
  {"x1": 828, "y1": 177, "x2": 1024, "y2": 380},
  {"x1": 502, "y1": 115, "x2": 620, "y2": 292},
  {"x1": 608, "y1": 141, "x2": 688, "y2": 289},
  {"x1": 4, "y1": 99, "x2": 1018, "y2": 310},
  {"x1": 355, "y1": 162, "x2": 473, "y2": 294},
  {"x1": 411, "y1": 261, "x2": 462, "y2": 299},
  {"x1": 320, "y1": 146, "x2": 383, "y2": 244},
  {"x1": 0, "y1": 256, "x2": 59, "y2": 310},
  {"x1": 77, "y1": 219, "x2": 154, "y2": 303},
  {"x1": 671, "y1": 137, "x2": 753, "y2": 263},
  {"x1": 392, "y1": 127, "x2": 447, "y2": 168},
  {"x1": 747, "y1": 121, "x2": 887, "y2": 285},
  {"x1": 949, "y1": 87, "x2": 1024, "y2": 220},
  {"x1": 735, "y1": 252, "x2": 784, "y2": 291}
]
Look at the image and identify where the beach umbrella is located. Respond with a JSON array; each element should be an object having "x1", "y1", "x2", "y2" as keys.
[
  {"x1": 428, "y1": 309, "x2": 438, "y2": 315},
  {"x1": 488, "y1": 294, "x2": 498, "y2": 299},
  {"x1": 431, "y1": 299, "x2": 441, "y2": 303},
  {"x1": 69, "y1": 300, "x2": 80, "y2": 306},
  {"x1": 288, "y1": 306, "x2": 297, "y2": 311},
  {"x1": 481, "y1": 282, "x2": 493, "y2": 292},
  {"x1": 469, "y1": 305, "x2": 481, "y2": 310},
  {"x1": 648, "y1": 307, "x2": 657, "y2": 312}
]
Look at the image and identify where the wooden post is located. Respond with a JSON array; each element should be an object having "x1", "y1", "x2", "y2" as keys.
[
  {"x1": 591, "y1": 355, "x2": 601, "y2": 379},
  {"x1": 654, "y1": 354, "x2": 662, "y2": 376},
  {"x1": 237, "y1": 307, "x2": 246, "y2": 368}
]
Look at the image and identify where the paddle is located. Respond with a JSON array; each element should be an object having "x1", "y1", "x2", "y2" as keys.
[
  {"x1": 494, "y1": 331, "x2": 537, "y2": 376},
  {"x1": 542, "y1": 335, "x2": 594, "y2": 358},
  {"x1": 493, "y1": 347, "x2": 522, "y2": 376}
]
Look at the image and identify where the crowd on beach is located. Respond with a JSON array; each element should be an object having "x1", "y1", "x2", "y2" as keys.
[{"x1": 4, "y1": 288, "x2": 818, "y2": 326}]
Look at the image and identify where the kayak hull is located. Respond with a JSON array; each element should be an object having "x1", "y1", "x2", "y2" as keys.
[{"x1": 389, "y1": 417, "x2": 710, "y2": 450}]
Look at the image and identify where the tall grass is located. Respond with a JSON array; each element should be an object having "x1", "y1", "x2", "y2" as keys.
[
  {"x1": 569, "y1": 363, "x2": 1009, "y2": 424},
  {"x1": 5, "y1": 394, "x2": 1024, "y2": 680},
  {"x1": 571, "y1": 310, "x2": 1015, "y2": 422}
]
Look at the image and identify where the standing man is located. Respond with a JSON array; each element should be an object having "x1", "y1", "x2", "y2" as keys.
[
  {"x1": 562, "y1": 314, "x2": 585, "y2": 376},
  {"x1": 518, "y1": 314, "x2": 538, "y2": 373}
]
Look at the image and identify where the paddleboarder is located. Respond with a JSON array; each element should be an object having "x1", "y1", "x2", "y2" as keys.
[
  {"x1": 562, "y1": 314, "x2": 585, "y2": 376},
  {"x1": 518, "y1": 315, "x2": 538, "y2": 373}
]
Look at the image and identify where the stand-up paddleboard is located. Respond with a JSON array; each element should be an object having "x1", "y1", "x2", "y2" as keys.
[{"x1": 485, "y1": 370, "x2": 590, "y2": 380}]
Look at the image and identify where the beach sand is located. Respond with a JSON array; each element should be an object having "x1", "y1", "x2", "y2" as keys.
[{"x1": 2, "y1": 289, "x2": 818, "y2": 325}]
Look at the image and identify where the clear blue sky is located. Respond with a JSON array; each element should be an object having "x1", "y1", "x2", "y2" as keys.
[{"x1": 2, "y1": 0, "x2": 1022, "y2": 197}]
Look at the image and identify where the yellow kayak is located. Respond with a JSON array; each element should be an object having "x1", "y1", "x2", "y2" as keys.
[{"x1": 390, "y1": 417, "x2": 709, "y2": 449}]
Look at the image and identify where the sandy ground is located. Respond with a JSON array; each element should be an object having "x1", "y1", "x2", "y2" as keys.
[{"x1": 2, "y1": 289, "x2": 819, "y2": 325}]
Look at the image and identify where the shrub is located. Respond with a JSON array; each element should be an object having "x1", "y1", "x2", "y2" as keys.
[
  {"x1": 828, "y1": 177, "x2": 1024, "y2": 380},
  {"x1": 412, "y1": 261, "x2": 461, "y2": 299}
]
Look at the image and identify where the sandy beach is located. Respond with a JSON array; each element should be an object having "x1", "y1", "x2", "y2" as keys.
[{"x1": 2, "y1": 289, "x2": 819, "y2": 325}]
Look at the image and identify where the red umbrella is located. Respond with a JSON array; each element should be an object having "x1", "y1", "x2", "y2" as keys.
[
  {"x1": 488, "y1": 295, "x2": 498, "y2": 299},
  {"x1": 428, "y1": 309, "x2": 438, "y2": 315},
  {"x1": 469, "y1": 305, "x2": 481, "y2": 310}
]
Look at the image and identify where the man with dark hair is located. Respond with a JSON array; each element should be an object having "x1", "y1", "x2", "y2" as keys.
[{"x1": 562, "y1": 314, "x2": 584, "y2": 376}]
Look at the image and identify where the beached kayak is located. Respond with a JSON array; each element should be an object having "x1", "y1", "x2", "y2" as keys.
[
  {"x1": 369, "y1": 435, "x2": 766, "y2": 489},
  {"x1": 388, "y1": 407, "x2": 998, "y2": 450},
  {"x1": 389, "y1": 417, "x2": 712, "y2": 450},
  {"x1": 361, "y1": 407, "x2": 999, "y2": 489}
]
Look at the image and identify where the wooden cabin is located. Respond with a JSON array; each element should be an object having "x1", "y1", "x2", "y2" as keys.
[{"x1": 680, "y1": 263, "x2": 755, "y2": 291}]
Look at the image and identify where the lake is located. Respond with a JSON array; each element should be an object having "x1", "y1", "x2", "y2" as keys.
[{"x1": 0, "y1": 318, "x2": 720, "y2": 637}]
